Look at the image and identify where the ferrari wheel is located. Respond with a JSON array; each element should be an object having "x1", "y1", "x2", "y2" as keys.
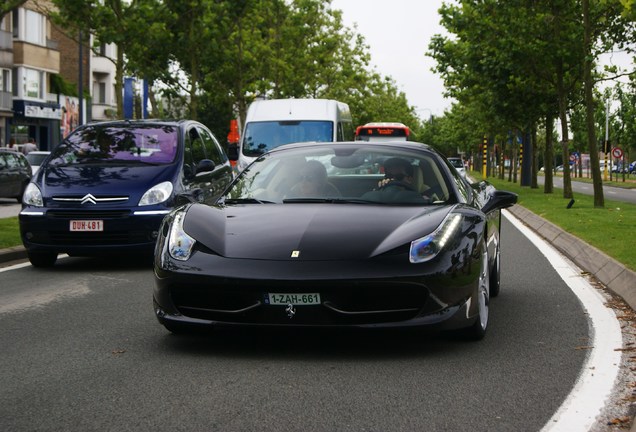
[{"x1": 460, "y1": 244, "x2": 490, "y2": 341}]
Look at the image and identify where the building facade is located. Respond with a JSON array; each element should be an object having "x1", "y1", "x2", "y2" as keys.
[
  {"x1": 6, "y1": 1, "x2": 61, "y2": 151},
  {"x1": 2, "y1": 0, "x2": 117, "y2": 150},
  {"x1": 0, "y1": 16, "x2": 13, "y2": 147}
]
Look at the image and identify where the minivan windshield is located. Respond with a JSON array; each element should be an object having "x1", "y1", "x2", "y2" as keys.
[
  {"x1": 242, "y1": 121, "x2": 333, "y2": 157},
  {"x1": 48, "y1": 124, "x2": 178, "y2": 166}
]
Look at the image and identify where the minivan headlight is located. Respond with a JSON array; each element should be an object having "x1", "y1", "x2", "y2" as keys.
[
  {"x1": 22, "y1": 183, "x2": 43, "y2": 207},
  {"x1": 139, "y1": 181, "x2": 173, "y2": 206},
  {"x1": 409, "y1": 214, "x2": 462, "y2": 263}
]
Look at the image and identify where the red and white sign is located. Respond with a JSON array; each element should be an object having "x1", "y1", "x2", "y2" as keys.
[{"x1": 612, "y1": 147, "x2": 623, "y2": 159}]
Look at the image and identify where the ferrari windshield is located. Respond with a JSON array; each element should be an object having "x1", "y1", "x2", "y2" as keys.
[
  {"x1": 48, "y1": 124, "x2": 178, "y2": 166},
  {"x1": 225, "y1": 143, "x2": 453, "y2": 205}
]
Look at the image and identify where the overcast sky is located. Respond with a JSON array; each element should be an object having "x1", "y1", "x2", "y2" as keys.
[{"x1": 330, "y1": 0, "x2": 453, "y2": 119}]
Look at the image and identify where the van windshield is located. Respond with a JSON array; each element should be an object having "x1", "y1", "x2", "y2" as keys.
[
  {"x1": 48, "y1": 124, "x2": 178, "y2": 166},
  {"x1": 242, "y1": 121, "x2": 333, "y2": 157}
]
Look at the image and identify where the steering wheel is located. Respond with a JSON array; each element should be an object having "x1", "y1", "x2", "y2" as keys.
[{"x1": 378, "y1": 180, "x2": 416, "y2": 191}]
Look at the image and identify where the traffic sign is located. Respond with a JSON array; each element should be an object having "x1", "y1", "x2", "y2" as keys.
[{"x1": 612, "y1": 147, "x2": 623, "y2": 159}]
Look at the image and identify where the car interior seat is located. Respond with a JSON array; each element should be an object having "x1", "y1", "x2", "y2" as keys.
[{"x1": 411, "y1": 164, "x2": 426, "y2": 194}]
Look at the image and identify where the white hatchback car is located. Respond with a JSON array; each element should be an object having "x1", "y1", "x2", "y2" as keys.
[
  {"x1": 25, "y1": 151, "x2": 51, "y2": 175},
  {"x1": 447, "y1": 157, "x2": 467, "y2": 178}
]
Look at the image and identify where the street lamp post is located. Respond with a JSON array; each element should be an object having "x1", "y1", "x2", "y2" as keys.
[{"x1": 416, "y1": 108, "x2": 433, "y2": 124}]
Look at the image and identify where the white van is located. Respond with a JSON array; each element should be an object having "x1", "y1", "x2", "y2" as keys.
[{"x1": 232, "y1": 98, "x2": 354, "y2": 171}]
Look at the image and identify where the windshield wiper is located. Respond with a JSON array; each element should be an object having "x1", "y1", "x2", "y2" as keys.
[
  {"x1": 283, "y1": 198, "x2": 380, "y2": 204},
  {"x1": 222, "y1": 197, "x2": 274, "y2": 204}
]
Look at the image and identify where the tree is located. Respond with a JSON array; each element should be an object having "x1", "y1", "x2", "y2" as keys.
[
  {"x1": 0, "y1": 0, "x2": 27, "y2": 19},
  {"x1": 51, "y1": 0, "x2": 166, "y2": 118}
]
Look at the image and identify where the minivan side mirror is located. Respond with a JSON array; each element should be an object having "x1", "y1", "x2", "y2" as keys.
[{"x1": 195, "y1": 159, "x2": 216, "y2": 174}]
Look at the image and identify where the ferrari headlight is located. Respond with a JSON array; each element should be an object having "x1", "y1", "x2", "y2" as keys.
[
  {"x1": 23, "y1": 183, "x2": 43, "y2": 207},
  {"x1": 168, "y1": 211, "x2": 195, "y2": 261},
  {"x1": 139, "y1": 181, "x2": 173, "y2": 206},
  {"x1": 409, "y1": 214, "x2": 462, "y2": 263}
]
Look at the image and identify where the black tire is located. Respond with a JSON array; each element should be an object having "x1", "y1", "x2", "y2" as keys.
[
  {"x1": 458, "y1": 243, "x2": 490, "y2": 341},
  {"x1": 489, "y1": 245, "x2": 501, "y2": 297},
  {"x1": 27, "y1": 251, "x2": 58, "y2": 267}
]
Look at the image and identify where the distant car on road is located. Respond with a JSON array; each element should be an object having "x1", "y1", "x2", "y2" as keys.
[
  {"x1": 153, "y1": 140, "x2": 518, "y2": 340},
  {"x1": 447, "y1": 157, "x2": 467, "y2": 178},
  {"x1": 0, "y1": 149, "x2": 32, "y2": 202},
  {"x1": 20, "y1": 119, "x2": 234, "y2": 267},
  {"x1": 25, "y1": 151, "x2": 51, "y2": 175}
]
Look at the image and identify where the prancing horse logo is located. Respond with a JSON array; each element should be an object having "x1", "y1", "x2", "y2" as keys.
[{"x1": 285, "y1": 304, "x2": 296, "y2": 319}]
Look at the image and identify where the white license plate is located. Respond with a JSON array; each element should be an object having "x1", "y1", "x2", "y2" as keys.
[
  {"x1": 70, "y1": 220, "x2": 104, "y2": 232},
  {"x1": 267, "y1": 293, "x2": 321, "y2": 305}
]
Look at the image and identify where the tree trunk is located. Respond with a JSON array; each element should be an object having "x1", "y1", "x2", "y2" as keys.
[
  {"x1": 531, "y1": 127, "x2": 538, "y2": 189},
  {"x1": 115, "y1": 48, "x2": 124, "y2": 118},
  {"x1": 582, "y1": 0, "x2": 604, "y2": 207},
  {"x1": 544, "y1": 114, "x2": 554, "y2": 193}
]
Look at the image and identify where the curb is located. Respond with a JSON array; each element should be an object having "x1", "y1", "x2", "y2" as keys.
[{"x1": 0, "y1": 245, "x2": 27, "y2": 264}]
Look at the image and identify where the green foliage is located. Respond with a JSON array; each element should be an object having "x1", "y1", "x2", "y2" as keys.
[
  {"x1": 50, "y1": 74, "x2": 77, "y2": 97},
  {"x1": 0, "y1": 0, "x2": 27, "y2": 19}
]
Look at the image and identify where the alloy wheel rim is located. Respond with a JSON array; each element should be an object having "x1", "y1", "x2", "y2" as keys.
[{"x1": 478, "y1": 250, "x2": 490, "y2": 330}]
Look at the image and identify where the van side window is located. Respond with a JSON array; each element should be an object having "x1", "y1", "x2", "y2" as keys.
[
  {"x1": 338, "y1": 122, "x2": 354, "y2": 141},
  {"x1": 197, "y1": 126, "x2": 226, "y2": 164}
]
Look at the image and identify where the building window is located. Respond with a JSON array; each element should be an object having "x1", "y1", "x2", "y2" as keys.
[
  {"x1": 16, "y1": 67, "x2": 44, "y2": 99},
  {"x1": 93, "y1": 81, "x2": 106, "y2": 104},
  {"x1": 1, "y1": 69, "x2": 11, "y2": 92},
  {"x1": 12, "y1": 10, "x2": 18, "y2": 38},
  {"x1": 24, "y1": 9, "x2": 45, "y2": 45},
  {"x1": 12, "y1": 8, "x2": 46, "y2": 45}
]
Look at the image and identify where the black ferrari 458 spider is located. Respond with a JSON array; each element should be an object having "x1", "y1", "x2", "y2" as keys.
[{"x1": 153, "y1": 141, "x2": 517, "y2": 340}]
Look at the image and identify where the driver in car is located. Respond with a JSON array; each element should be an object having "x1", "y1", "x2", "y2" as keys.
[
  {"x1": 377, "y1": 157, "x2": 415, "y2": 188},
  {"x1": 362, "y1": 157, "x2": 429, "y2": 203}
]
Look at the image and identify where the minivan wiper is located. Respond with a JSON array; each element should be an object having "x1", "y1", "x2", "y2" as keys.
[
  {"x1": 283, "y1": 198, "x2": 379, "y2": 204},
  {"x1": 222, "y1": 197, "x2": 274, "y2": 204}
]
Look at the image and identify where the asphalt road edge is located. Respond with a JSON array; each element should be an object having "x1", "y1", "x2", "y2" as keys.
[
  {"x1": 506, "y1": 205, "x2": 636, "y2": 432},
  {"x1": 507, "y1": 205, "x2": 636, "y2": 312}
]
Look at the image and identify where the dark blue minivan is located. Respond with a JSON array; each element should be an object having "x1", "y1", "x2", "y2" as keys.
[{"x1": 19, "y1": 120, "x2": 233, "y2": 267}]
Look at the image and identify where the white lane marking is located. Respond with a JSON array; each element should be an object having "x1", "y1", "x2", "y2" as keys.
[
  {"x1": 504, "y1": 211, "x2": 622, "y2": 432},
  {"x1": 0, "y1": 262, "x2": 32, "y2": 272}
]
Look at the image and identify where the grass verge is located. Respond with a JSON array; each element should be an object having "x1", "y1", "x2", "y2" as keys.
[
  {"x1": 483, "y1": 174, "x2": 636, "y2": 272},
  {"x1": 0, "y1": 217, "x2": 21, "y2": 249}
]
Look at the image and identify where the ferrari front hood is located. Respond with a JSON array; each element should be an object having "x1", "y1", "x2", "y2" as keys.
[{"x1": 183, "y1": 203, "x2": 452, "y2": 260}]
